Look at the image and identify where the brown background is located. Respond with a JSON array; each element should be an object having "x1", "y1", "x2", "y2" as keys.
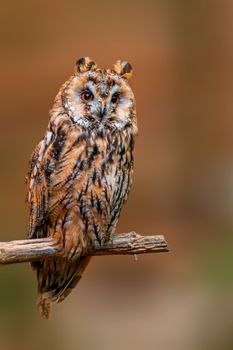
[{"x1": 0, "y1": 1, "x2": 233, "y2": 349}]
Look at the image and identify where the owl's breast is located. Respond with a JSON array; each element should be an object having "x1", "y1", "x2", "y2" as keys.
[{"x1": 46, "y1": 126, "x2": 134, "y2": 243}]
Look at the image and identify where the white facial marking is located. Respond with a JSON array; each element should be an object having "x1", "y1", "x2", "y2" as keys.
[
  {"x1": 111, "y1": 85, "x2": 120, "y2": 96},
  {"x1": 75, "y1": 116, "x2": 90, "y2": 128},
  {"x1": 67, "y1": 101, "x2": 75, "y2": 113},
  {"x1": 114, "y1": 120, "x2": 126, "y2": 130},
  {"x1": 85, "y1": 81, "x2": 96, "y2": 95},
  {"x1": 100, "y1": 81, "x2": 107, "y2": 95}
]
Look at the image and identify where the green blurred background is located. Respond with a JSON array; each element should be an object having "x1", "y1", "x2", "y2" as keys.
[{"x1": 0, "y1": 1, "x2": 233, "y2": 349}]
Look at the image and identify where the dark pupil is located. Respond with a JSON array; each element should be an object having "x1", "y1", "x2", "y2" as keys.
[
  {"x1": 84, "y1": 92, "x2": 91, "y2": 100},
  {"x1": 112, "y1": 94, "x2": 118, "y2": 103}
]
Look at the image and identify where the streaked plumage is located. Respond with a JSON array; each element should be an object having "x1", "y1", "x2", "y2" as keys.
[{"x1": 26, "y1": 57, "x2": 137, "y2": 318}]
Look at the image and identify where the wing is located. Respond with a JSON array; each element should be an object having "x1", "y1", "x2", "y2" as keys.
[
  {"x1": 26, "y1": 114, "x2": 79, "y2": 239},
  {"x1": 26, "y1": 138, "x2": 49, "y2": 239}
]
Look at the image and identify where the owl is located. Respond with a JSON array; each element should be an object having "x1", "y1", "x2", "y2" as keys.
[{"x1": 26, "y1": 57, "x2": 138, "y2": 319}]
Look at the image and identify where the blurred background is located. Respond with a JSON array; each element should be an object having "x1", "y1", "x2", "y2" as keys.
[{"x1": 0, "y1": 0, "x2": 233, "y2": 349}]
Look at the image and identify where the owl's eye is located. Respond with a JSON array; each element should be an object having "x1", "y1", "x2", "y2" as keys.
[
  {"x1": 81, "y1": 90, "x2": 94, "y2": 102},
  {"x1": 111, "y1": 93, "x2": 119, "y2": 104}
]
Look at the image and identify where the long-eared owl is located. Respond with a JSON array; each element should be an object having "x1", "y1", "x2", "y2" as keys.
[{"x1": 26, "y1": 57, "x2": 138, "y2": 319}]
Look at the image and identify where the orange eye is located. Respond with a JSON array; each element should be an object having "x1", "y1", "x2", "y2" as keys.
[
  {"x1": 81, "y1": 90, "x2": 94, "y2": 102},
  {"x1": 111, "y1": 93, "x2": 119, "y2": 104}
]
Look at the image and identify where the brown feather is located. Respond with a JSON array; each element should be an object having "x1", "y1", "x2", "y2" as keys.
[{"x1": 27, "y1": 58, "x2": 137, "y2": 318}]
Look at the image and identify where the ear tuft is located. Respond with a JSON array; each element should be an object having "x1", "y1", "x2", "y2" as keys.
[
  {"x1": 113, "y1": 60, "x2": 133, "y2": 79},
  {"x1": 75, "y1": 57, "x2": 97, "y2": 73}
]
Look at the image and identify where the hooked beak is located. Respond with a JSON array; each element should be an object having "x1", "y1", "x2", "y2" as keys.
[{"x1": 98, "y1": 105, "x2": 106, "y2": 120}]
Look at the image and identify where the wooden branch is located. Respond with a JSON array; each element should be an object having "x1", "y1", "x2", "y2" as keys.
[
  {"x1": 88, "y1": 232, "x2": 168, "y2": 256},
  {"x1": 0, "y1": 232, "x2": 168, "y2": 265}
]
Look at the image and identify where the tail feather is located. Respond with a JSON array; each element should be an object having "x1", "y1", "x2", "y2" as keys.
[
  {"x1": 36, "y1": 256, "x2": 91, "y2": 319},
  {"x1": 37, "y1": 294, "x2": 52, "y2": 320},
  {"x1": 56, "y1": 256, "x2": 91, "y2": 303}
]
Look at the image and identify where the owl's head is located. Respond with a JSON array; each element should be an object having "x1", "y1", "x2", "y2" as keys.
[{"x1": 59, "y1": 57, "x2": 136, "y2": 131}]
